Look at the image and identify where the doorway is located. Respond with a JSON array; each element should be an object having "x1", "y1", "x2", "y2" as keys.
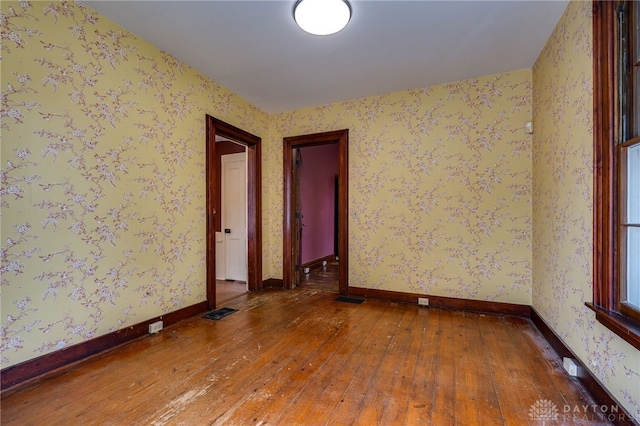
[
  {"x1": 297, "y1": 144, "x2": 339, "y2": 293},
  {"x1": 283, "y1": 129, "x2": 349, "y2": 295},
  {"x1": 206, "y1": 116, "x2": 262, "y2": 310},
  {"x1": 220, "y1": 152, "x2": 247, "y2": 282},
  {"x1": 216, "y1": 146, "x2": 248, "y2": 304}
]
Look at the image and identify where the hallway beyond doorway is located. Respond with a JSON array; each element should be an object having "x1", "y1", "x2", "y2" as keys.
[
  {"x1": 216, "y1": 280, "x2": 247, "y2": 305},
  {"x1": 298, "y1": 259, "x2": 339, "y2": 293}
]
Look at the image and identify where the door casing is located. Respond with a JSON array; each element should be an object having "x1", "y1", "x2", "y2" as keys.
[
  {"x1": 292, "y1": 148, "x2": 303, "y2": 288},
  {"x1": 206, "y1": 115, "x2": 261, "y2": 310},
  {"x1": 283, "y1": 129, "x2": 349, "y2": 295}
]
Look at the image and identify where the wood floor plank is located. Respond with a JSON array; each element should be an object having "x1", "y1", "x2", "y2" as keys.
[
  {"x1": 272, "y1": 299, "x2": 384, "y2": 425},
  {"x1": 453, "y1": 311, "x2": 480, "y2": 423},
  {"x1": 140, "y1": 292, "x2": 334, "y2": 425},
  {"x1": 351, "y1": 306, "x2": 416, "y2": 424},
  {"x1": 469, "y1": 313, "x2": 507, "y2": 424},
  {"x1": 220, "y1": 308, "x2": 352, "y2": 424},
  {"x1": 323, "y1": 302, "x2": 409, "y2": 425},
  {"x1": 287, "y1": 300, "x2": 396, "y2": 425},
  {"x1": 501, "y1": 316, "x2": 599, "y2": 425},
  {"x1": 3, "y1": 289, "x2": 323, "y2": 424},
  {"x1": 513, "y1": 319, "x2": 607, "y2": 425},
  {"x1": 298, "y1": 259, "x2": 340, "y2": 293},
  {"x1": 429, "y1": 309, "x2": 458, "y2": 425},
  {"x1": 485, "y1": 314, "x2": 539, "y2": 425},
  {"x1": 106, "y1": 293, "x2": 319, "y2": 423},
  {"x1": 0, "y1": 288, "x2": 613, "y2": 426},
  {"x1": 405, "y1": 307, "x2": 441, "y2": 425},
  {"x1": 216, "y1": 279, "x2": 247, "y2": 304},
  {"x1": 377, "y1": 306, "x2": 429, "y2": 425}
]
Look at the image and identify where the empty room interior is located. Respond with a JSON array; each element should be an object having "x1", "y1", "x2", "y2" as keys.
[{"x1": 1, "y1": 0, "x2": 639, "y2": 424}]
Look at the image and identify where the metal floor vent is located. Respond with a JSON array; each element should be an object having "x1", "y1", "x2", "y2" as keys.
[
  {"x1": 335, "y1": 295, "x2": 365, "y2": 304},
  {"x1": 203, "y1": 307, "x2": 238, "y2": 321}
]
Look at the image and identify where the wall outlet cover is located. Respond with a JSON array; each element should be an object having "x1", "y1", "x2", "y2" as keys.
[
  {"x1": 563, "y1": 357, "x2": 578, "y2": 376},
  {"x1": 149, "y1": 321, "x2": 163, "y2": 334}
]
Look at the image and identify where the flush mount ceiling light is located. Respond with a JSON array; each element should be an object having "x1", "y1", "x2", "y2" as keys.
[{"x1": 293, "y1": 0, "x2": 352, "y2": 36}]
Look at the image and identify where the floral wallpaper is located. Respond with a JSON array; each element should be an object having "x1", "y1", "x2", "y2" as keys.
[
  {"x1": 3, "y1": 2, "x2": 635, "y2": 418},
  {"x1": 532, "y1": 1, "x2": 639, "y2": 421},
  {"x1": 1, "y1": 0, "x2": 268, "y2": 368},
  {"x1": 269, "y1": 70, "x2": 534, "y2": 305},
  {"x1": 3, "y1": 0, "x2": 535, "y2": 370}
]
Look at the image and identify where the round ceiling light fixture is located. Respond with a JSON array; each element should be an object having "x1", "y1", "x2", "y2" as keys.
[{"x1": 293, "y1": 0, "x2": 352, "y2": 36}]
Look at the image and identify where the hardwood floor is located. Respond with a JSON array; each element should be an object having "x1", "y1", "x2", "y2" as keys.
[
  {"x1": 216, "y1": 279, "x2": 248, "y2": 305},
  {"x1": 298, "y1": 259, "x2": 339, "y2": 293},
  {"x1": 1, "y1": 288, "x2": 608, "y2": 425}
]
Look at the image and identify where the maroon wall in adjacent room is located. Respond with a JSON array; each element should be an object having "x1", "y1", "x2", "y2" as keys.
[{"x1": 299, "y1": 143, "x2": 339, "y2": 265}]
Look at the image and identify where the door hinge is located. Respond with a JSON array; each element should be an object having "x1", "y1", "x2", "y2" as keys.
[
  {"x1": 295, "y1": 212, "x2": 303, "y2": 219},
  {"x1": 295, "y1": 264, "x2": 301, "y2": 271}
]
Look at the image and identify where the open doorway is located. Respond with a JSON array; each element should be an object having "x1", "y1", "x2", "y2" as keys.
[
  {"x1": 283, "y1": 129, "x2": 349, "y2": 295},
  {"x1": 297, "y1": 144, "x2": 339, "y2": 293},
  {"x1": 215, "y1": 141, "x2": 247, "y2": 304},
  {"x1": 206, "y1": 116, "x2": 262, "y2": 310}
]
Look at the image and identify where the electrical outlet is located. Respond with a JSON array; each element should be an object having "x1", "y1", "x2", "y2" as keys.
[
  {"x1": 563, "y1": 357, "x2": 578, "y2": 376},
  {"x1": 149, "y1": 320, "x2": 163, "y2": 334},
  {"x1": 418, "y1": 297, "x2": 429, "y2": 307}
]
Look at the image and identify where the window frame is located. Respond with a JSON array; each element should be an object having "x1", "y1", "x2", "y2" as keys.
[
  {"x1": 588, "y1": 0, "x2": 640, "y2": 350},
  {"x1": 620, "y1": 137, "x2": 640, "y2": 324}
]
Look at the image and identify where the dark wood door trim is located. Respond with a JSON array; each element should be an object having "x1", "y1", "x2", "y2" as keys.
[
  {"x1": 283, "y1": 129, "x2": 349, "y2": 295},
  {"x1": 292, "y1": 148, "x2": 302, "y2": 288},
  {"x1": 206, "y1": 115, "x2": 262, "y2": 310}
]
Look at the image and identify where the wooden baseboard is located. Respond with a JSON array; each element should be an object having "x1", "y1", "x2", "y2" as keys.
[
  {"x1": 301, "y1": 254, "x2": 336, "y2": 271},
  {"x1": 0, "y1": 301, "x2": 208, "y2": 396},
  {"x1": 347, "y1": 286, "x2": 531, "y2": 317},
  {"x1": 530, "y1": 308, "x2": 636, "y2": 426},
  {"x1": 263, "y1": 278, "x2": 284, "y2": 288}
]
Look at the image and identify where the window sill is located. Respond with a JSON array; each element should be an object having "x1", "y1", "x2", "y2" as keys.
[{"x1": 585, "y1": 303, "x2": 640, "y2": 350}]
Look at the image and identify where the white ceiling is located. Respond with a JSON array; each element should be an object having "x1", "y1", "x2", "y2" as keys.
[{"x1": 83, "y1": 0, "x2": 569, "y2": 113}]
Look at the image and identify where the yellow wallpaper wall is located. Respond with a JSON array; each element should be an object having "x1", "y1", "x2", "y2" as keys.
[
  {"x1": 1, "y1": 1, "x2": 269, "y2": 368},
  {"x1": 269, "y1": 70, "x2": 534, "y2": 305},
  {"x1": 532, "y1": 1, "x2": 639, "y2": 420},
  {"x1": 2, "y1": 0, "x2": 534, "y2": 370},
  {"x1": 8, "y1": 5, "x2": 631, "y2": 419}
]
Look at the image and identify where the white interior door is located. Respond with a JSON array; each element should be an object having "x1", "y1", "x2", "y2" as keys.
[{"x1": 222, "y1": 152, "x2": 247, "y2": 281}]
